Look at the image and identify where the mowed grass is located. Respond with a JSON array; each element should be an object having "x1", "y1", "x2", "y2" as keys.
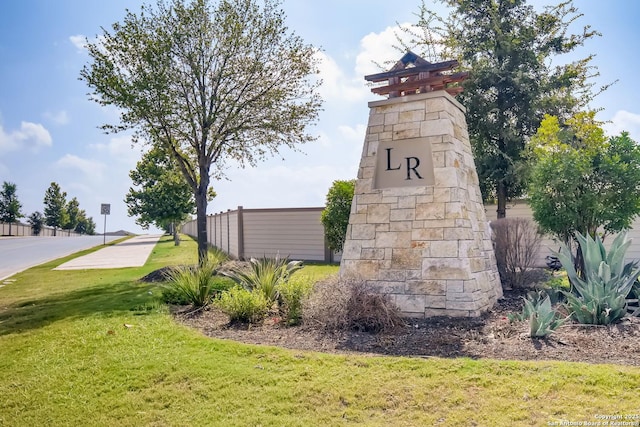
[{"x1": 0, "y1": 236, "x2": 639, "y2": 426}]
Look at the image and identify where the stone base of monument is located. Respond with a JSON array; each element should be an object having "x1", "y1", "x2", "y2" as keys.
[{"x1": 339, "y1": 91, "x2": 502, "y2": 318}]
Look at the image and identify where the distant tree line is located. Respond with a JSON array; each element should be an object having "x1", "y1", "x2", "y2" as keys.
[{"x1": 0, "y1": 181, "x2": 96, "y2": 236}]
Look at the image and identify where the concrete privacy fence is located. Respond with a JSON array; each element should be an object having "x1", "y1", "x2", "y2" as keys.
[
  {"x1": 485, "y1": 201, "x2": 640, "y2": 265},
  {"x1": 183, "y1": 201, "x2": 640, "y2": 265},
  {"x1": 181, "y1": 206, "x2": 339, "y2": 262},
  {"x1": 1, "y1": 222, "x2": 82, "y2": 237}
]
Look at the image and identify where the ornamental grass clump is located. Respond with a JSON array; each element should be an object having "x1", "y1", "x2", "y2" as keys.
[
  {"x1": 164, "y1": 249, "x2": 227, "y2": 308},
  {"x1": 556, "y1": 231, "x2": 640, "y2": 325},
  {"x1": 222, "y1": 255, "x2": 303, "y2": 305}
]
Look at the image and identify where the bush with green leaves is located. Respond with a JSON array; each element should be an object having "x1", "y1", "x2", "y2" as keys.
[
  {"x1": 278, "y1": 276, "x2": 315, "y2": 325},
  {"x1": 556, "y1": 231, "x2": 640, "y2": 325},
  {"x1": 508, "y1": 291, "x2": 564, "y2": 337},
  {"x1": 222, "y1": 255, "x2": 303, "y2": 304},
  {"x1": 163, "y1": 250, "x2": 227, "y2": 308},
  {"x1": 321, "y1": 179, "x2": 355, "y2": 253},
  {"x1": 215, "y1": 287, "x2": 270, "y2": 323},
  {"x1": 537, "y1": 274, "x2": 570, "y2": 305}
]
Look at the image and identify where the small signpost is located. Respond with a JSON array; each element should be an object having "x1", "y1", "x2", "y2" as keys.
[{"x1": 101, "y1": 203, "x2": 111, "y2": 245}]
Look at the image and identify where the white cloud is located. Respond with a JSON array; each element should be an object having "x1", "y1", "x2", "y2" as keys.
[
  {"x1": 338, "y1": 124, "x2": 366, "y2": 143},
  {"x1": 0, "y1": 121, "x2": 52, "y2": 154},
  {"x1": 356, "y1": 27, "x2": 403, "y2": 77},
  {"x1": 314, "y1": 50, "x2": 369, "y2": 103},
  {"x1": 90, "y1": 135, "x2": 143, "y2": 166},
  {"x1": 56, "y1": 154, "x2": 106, "y2": 178},
  {"x1": 603, "y1": 110, "x2": 640, "y2": 142},
  {"x1": 314, "y1": 131, "x2": 332, "y2": 148},
  {"x1": 314, "y1": 22, "x2": 424, "y2": 105},
  {"x1": 69, "y1": 34, "x2": 88, "y2": 52},
  {"x1": 44, "y1": 110, "x2": 70, "y2": 125},
  {"x1": 355, "y1": 23, "x2": 425, "y2": 78}
]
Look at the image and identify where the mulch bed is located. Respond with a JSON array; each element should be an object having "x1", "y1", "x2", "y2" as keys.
[{"x1": 173, "y1": 289, "x2": 640, "y2": 366}]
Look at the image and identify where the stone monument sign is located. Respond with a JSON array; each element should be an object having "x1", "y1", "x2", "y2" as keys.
[{"x1": 339, "y1": 52, "x2": 502, "y2": 317}]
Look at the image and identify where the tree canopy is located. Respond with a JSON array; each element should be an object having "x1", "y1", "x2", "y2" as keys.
[
  {"x1": 28, "y1": 211, "x2": 44, "y2": 236},
  {"x1": 81, "y1": 0, "x2": 322, "y2": 263},
  {"x1": 405, "y1": 0, "x2": 603, "y2": 218},
  {"x1": 75, "y1": 210, "x2": 96, "y2": 235},
  {"x1": 528, "y1": 112, "x2": 640, "y2": 246},
  {"x1": 125, "y1": 146, "x2": 196, "y2": 244},
  {"x1": 62, "y1": 197, "x2": 81, "y2": 235},
  {"x1": 321, "y1": 180, "x2": 355, "y2": 253},
  {"x1": 43, "y1": 182, "x2": 68, "y2": 236},
  {"x1": 0, "y1": 181, "x2": 24, "y2": 236}
]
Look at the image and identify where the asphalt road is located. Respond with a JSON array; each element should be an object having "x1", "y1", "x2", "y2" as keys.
[{"x1": 0, "y1": 236, "x2": 121, "y2": 281}]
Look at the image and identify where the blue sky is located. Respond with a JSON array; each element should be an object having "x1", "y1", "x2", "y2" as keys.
[{"x1": 1, "y1": 1, "x2": 639, "y2": 234}]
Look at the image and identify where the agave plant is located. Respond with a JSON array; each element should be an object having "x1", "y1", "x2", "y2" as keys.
[
  {"x1": 555, "y1": 231, "x2": 640, "y2": 325},
  {"x1": 222, "y1": 255, "x2": 304, "y2": 304},
  {"x1": 508, "y1": 291, "x2": 564, "y2": 337}
]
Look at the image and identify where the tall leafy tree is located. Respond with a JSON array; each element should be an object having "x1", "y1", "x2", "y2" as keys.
[
  {"x1": 125, "y1": 146, "x2": 196, "y2": 245},
  {"x1": 406, "y1": 0, "x2": 602, "y2": 217},
  {"x1": 321, "y1": 180, "x2": 355, "y2": 253},
  {"x1": 0, "y1": 181, "x2": 24, "y2": 236},
  {"x1": 28, "y1": 211, "x2": 44, "y2": 236},
  {"x1": 62, "y1": 197, "x2": 81, "y2": 235},
  {"x1": 75, "y1": 210, "x2": 96, "y2": 235},
  {"x1": 81, "y1": 0, "x2": 322, "y2": 263},
  {"x1": 43, "y1": 182, "x2": 68, "y2": 236},
  {"x1": 529, "y1": 112, "x2": 640, "y2": 246}
]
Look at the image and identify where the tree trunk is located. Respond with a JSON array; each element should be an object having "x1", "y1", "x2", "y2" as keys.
[
  {"x1": 8, "y1": 222, "x2": 12, "y2": 236},
  {"x1": 172, "y1": 221, "x2": 180, "y2": 246},
  {"x1": 195, "y1": 187, "x2": 208, "y2": 266},
  {"x1": 496, "y1": 181, "x2": 507, "y2": 219}
]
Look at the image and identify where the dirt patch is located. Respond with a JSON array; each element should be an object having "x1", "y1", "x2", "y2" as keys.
[
  {"x1": 174, "y1": 289, "x2": 640, "y2": 366},
  {"x1": 140, "y1": 266, "x2": 178, "y2": 283}
]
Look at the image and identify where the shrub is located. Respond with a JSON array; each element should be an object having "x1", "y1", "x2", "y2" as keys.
[
  {"x1": 491, "y1": 217, "x2": 543, "y2": 289},
  {"x1": 222, "y1": 255, "x2": 303, "y2": 304},
  {"x1": 321, "y1": 179, "x2": 356, "y2": 252},
  {"x1": 161, "y1": 284, "x2": 192, "y2": 305},
  {"x1": 556, "y1": 231, "x2": 640, "y2": 325},
  {"x1": 215, "y1": 287, "x2": 270, "y2": 323},
  {"x1": 303, "y1": 276, "x2": 404, "y2": 333},
  {"x1": 278, "y1": 276, "x2": 315, "y2": 326},
  {"x1": 508, "y1": 291, "x2": 564, "y2": 337},
  {"x1": 537, "y1": 274, "x2": 570, "y2": 305},
  {"x1": 163, "y1": 251, "x2": 227, "y2": 308}
]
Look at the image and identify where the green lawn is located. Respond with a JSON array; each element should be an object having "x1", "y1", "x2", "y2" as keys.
[{"x1": 1, "y1": 236, "x2": 639, "y2": 426}]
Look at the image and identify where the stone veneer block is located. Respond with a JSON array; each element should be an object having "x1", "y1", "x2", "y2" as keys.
[{"x1": 340, "y1": 91, "x2": 502, "y2": 318}]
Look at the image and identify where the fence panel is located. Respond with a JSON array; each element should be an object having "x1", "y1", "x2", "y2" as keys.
[
  {"x1": 1, "y1": 222, "x2": 82, "y2": 237},
  {"x1": 183, "y1": 201, "x2": 640, "y2": 265},
  {"x1": 242, "y1": 208, "x2": 326, "y2": 261},
  {"x1": 182, "y1": 207, "x2": 332, "y2": 262}
]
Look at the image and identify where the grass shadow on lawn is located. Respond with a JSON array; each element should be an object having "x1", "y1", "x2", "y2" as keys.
[{"x1": 0, "y1": 280, "x2": 157, "y2": 336}]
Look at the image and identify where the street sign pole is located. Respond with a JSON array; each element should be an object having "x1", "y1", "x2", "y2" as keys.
[{"x1": 100, "y1": 204, "x2": 111, "y2": 245}]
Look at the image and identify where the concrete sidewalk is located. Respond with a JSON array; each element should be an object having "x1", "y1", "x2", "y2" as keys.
[{"x1": 54, "y1": 234, "x2": 162, "y2": 270}]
